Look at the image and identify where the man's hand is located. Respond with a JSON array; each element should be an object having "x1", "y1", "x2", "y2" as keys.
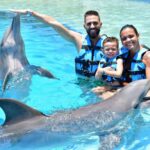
[{"x1": 9, "y1": 9, "x2": 31, "y2": 15}]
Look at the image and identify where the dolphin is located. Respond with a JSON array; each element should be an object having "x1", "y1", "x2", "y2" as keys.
[
  {"x1": 0, "y1": 14, "x2": 55, "y2": 91},
  {"x1": 0, "y1": 79, "x2": 150, "y2": 146}
]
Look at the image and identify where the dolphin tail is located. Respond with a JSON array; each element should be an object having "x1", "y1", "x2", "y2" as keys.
[{"x1": 0, "y1": 98, "x2": 45, "y2": 126}]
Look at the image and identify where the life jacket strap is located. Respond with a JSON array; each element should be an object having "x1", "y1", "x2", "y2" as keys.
[
  {"x1": 75, "y1": 58, "x2": 99, "y2": 65},
  {"x1": 126, "y1": 70, "x2": 145, "y2": 75},
  {"x1": 81, "y1": 45, "x2": 101, "y2": 50},
  {"x1": 75, "y1": 69, "x2": 96, "y2": 77}
]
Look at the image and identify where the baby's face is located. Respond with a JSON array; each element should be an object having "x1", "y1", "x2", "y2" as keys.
[{"x1": 103, "y1": 41, "x2": 118, "y2": 58}]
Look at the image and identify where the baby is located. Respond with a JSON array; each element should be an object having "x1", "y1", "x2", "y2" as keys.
[{"x1": 92, "y1": 37, "x2": 123, "y2": 98}]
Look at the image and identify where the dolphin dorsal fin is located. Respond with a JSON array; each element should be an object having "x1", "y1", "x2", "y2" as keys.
[{"x1": 0, "y1": 98, "x2": 44, "y2": 126}]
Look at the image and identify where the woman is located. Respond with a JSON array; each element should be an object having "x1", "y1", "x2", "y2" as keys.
[{"x1": 119, "y1": 24, "x2": 150, "y2": 84}]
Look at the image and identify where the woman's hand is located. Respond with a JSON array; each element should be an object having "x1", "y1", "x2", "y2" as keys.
[{"x1": 142, "y1": 51, "x2": 150, "y2": 66}]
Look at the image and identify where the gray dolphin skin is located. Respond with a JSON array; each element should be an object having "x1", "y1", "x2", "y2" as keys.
[
  {"x1": 0, "y1": 14, "x2": 55, "y2": 91},
  {"x1": 0, "y1": 79, "x2": 150, "y2": 143}
]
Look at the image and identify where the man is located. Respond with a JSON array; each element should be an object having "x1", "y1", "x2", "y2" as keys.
[{"x1": 11, "y1": 9, "x2": 105, "y2": 77}]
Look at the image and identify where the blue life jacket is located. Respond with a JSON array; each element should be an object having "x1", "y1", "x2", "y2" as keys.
[
  {"x1": 75, "y1": 35, "x2": 104, "y2": 77},
  {"x1": 99, "y1": 55, "x2": 123, "y2": 83},
  {"x1": 120, "y1": 46, "x2": 128, "y2": 54},
  {"x1": 120, "y1": 45, "x2": 150, "y2": 82}
]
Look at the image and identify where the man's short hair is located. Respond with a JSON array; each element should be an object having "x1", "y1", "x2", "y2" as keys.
[{"x1": 84, "y1": 10, "x2": 100, "y2": 22}]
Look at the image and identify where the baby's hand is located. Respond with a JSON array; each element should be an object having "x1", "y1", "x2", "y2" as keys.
[{"x1": 105, "y1": 67, "x2": 114, "y2": 71}]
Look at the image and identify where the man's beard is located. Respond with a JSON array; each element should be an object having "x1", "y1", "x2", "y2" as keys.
[{"x1": 87, "y1": 28, "x2": 100, "y2": 39}]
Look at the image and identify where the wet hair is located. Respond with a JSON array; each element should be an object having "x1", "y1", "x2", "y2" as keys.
[
  {"x1": 103, "y1": 37, "x2": 119, "y2": 49},
  {"x1": 84, "y1": 10, "x2": 100, "y2": 22},
  {"x1": 120, "y1": 24, "x2": 139, "y2": 37}
]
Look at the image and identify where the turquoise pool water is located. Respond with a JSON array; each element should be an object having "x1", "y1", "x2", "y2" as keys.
[{"x1": 0, "y1": 0, "x2": 150, "y2": 149}]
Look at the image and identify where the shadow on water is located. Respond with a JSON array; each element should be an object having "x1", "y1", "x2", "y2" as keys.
[
  {"x1": 0, "y1": 70, "x2": 32, "y2": 101},
  {"x1": 71, "y1": 77, "x2": 107, "y2": 104}
]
